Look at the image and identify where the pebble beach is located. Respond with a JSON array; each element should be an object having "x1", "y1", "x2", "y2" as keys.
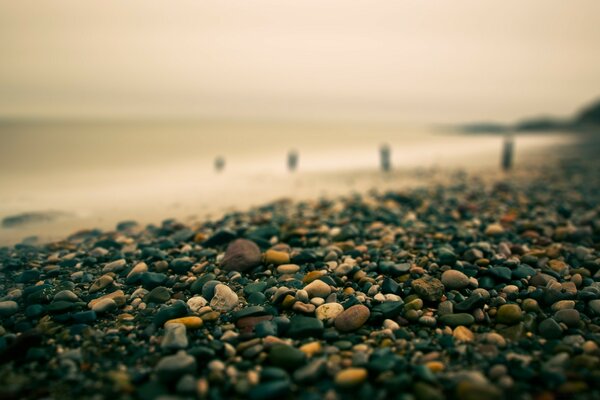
[{"x1": 1, "y1": 136, "x2": 599, "y2": 400}]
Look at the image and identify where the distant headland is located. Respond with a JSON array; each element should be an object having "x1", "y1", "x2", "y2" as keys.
[{"x1": 460, "y1": 97, "x2": 600, "y2": 134}]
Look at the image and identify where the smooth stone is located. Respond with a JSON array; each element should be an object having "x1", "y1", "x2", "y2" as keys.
[
  {"x1": 293, "y1": 359, "x2": 327, "y2": 383},
  {"x1": 0, "y1": 301, "x2": 19, "y2": 317},
  {"x1": 72, "y1": 310, "x2": 97, "y2": 324},
  {"x1": 334, "y1": 305, "x2": 370, "y2": 332},
  {"x1": 126, "y1": 262, "x2": 148, "y2": 283},
  {"x1": 315, "y1": 303, "x2": 344, "y2": 322},
  {"x1": 162, "y1": 323, "x2": 188, "y2": 350},
  {"x1": 485, "y1": 223, "x2": 505, "y2": 236},
  {"x1": 248, "y1": 380, "x2": 290, "y2": 400},
  {"x1": 287, "y1": 315, "x2": 324, "y2": 338},
  {"x1": 102, "y1": 259, "x2": 126, "y2": 273},
  {"x1": 488, "y1": 267, "x2": 512, "y2": 281},
  {"x1": 187, "y1": 296, "x2": 208, "y2": 313},
  {"x1": 170, "y1": 257, "x2": 194, "y2": 274},
  {"x1": 264, "y1": 249, "x2": 290, "y2": 265},
  {"x1": 335, "y1": 368, "x2": 368, "y2": 388},
  {"x1": 155, "y1": 351, "x2": 197, "y2": 383},
  {"x1": 496, "y1": 304, "x2": 523, "y2": 325},
  {"x1": 90, "y1": 298, "x2": 117, "y2": 313},
  {"x1": 145, "y1": 286, "x2": 171, "y2": 304},
  {"x1": 154, "y1": 301, "x2": 188, "y2": 326},
  {"x1": 441, "y1": 270, "x2": 470, "y2": 290},
  {"x1": 221, "y1": 239, "x2": 262, "y2": 272},
  {"x1": 412, "y1": 276, "x2": 444, "y2": 301},
  {"x1": 89, "y1": 275, "x2": 113, "y2": 294},
  {"x1": 277, "y1": 264, "x2": 300, "y2": 274},
  {"x1": 53, "y1": 290, "x2": 79, "y2": 302},
  {"x1": 268, "y1": 344, "x2": 306, "y2": 370},
  {"x1": 88, "y1": 290, "x2": 126, "y2": 308},
  {"x1": 304, "y1": 280, "x2": 331, "y2": 298},
  {"x1": 165, "y1": 316, "x2": 203, "y2": 329},
  {"x1": 589, "y1": 299, "x2": 600, "y2": 314},
  {"x1": 539, "y1": 318, "x2": 563, "y2": 339},
  {"x1": 209, "y1": 284, "x2": 238, "y2": 312},
  {"x1": 439, "y1": 313, "x2": 475, "y2": 327},
  {"x1": 554, "y1": 309, "x2": 580, "y2": 327}
]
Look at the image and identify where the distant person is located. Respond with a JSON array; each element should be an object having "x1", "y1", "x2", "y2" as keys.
[
  {"x1": 288, "y1": 150, "x2": 298, "y2": 172},
  {"x1": 214, "y1": 156, "x2": 225, "y2": 172},
  {"x1": 501, "y1": 135, "x2": 514, "y2": 171},
  {"x1": 380, "y1": 144, "x2": 391, "y2": 172}
]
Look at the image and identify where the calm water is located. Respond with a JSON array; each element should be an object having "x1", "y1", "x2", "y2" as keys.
[{"x1": 0, "y1": 119, "x2": 576, "y2": 244}]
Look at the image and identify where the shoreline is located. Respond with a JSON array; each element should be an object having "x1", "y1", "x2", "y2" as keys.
[{"x1": 0, "y1": 130, "x2": 584, "y2": 247}]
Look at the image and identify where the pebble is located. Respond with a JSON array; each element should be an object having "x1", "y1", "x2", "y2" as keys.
[
  {"x1": 304, "y1": 280, "x2": 331, "y2": 298},
  {"x1": 165, "y1": 316, "x2": 203, "y2": 329},
  {"x1": 496, "y1": 304, "x2": 523, "y2": 325},
  {"x1": 210, "y1": 284, "x2": 239, "y2": 312},
  {"x1": 315, "y1": 303, "x2": 344, "y2": 322},
  {"x1": 441, "y1": 270, "x2": 470, "y2": 290},
  {"x1": 186, "y1": 296, "x2": 208, "y2": 313},
  {"x1": 221, "y1": 239, "x2": 262, "y2": 272},
  {"x1": 554, "y1": 309, "x2": 580, "y2": 327},
  {"x1": 161, "y1": 323, "x2": 188, "y2": 350},
  {"x1": 277, "y1": 264, "x2": 300, "y2": 274},
  {"x1": 91, "y1": 298, "x2": 118, "y2": 313},
  {"x1": 334, "y1": 305, "x2": 370, "y2": 332},
  {"x1": 0, "y1": 301, "x2": 18, "y2": 317},
  {"x1": 155, "y1": 351, "x2": 197, "y2": 383},
  {"x1": 439, "y1": 313, "x2": 475, "y2": 327},
  {"x1": 264, "y1": 249, "x2": 290, "y2": 265},
  {"x1": 89, "y1": 274, "x2": 114, "y2": 294},
  {"x1": 334, "y1": 368, "x2": 368, "y2": 388},
  {"x1": 268, "y1": 344, "x2": 306, "y2": 369}
]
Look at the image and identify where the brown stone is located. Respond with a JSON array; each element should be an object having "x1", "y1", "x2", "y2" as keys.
[
  {"x1": 221, "y1": 239, "x2": 262, "y2": 272},
  {"x1": 334, "y1": 305, "x2": 370, "y2": 332}
]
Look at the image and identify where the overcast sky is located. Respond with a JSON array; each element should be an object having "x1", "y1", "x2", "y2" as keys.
[{"x1": 1, "y1": 0, "x2": 599, "y2": 123}]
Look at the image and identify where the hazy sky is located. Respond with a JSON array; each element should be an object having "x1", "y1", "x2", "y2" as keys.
[{"x1": 1, "y1": 0, "x2": 599, "y2": 123}]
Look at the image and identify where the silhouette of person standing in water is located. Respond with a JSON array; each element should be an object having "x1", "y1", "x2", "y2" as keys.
[
  {"x1": 501, "y1": 135, "x2": 514, "y2": 171},
  {"x1": 214, "y1": 156, "x2": 225, "y2": 172},
  {"x1": 380, "y1": 144, "x2": 391, "y2": 172},
  {"x1": 288, "y1": 150, "x2": 298, "y2": 172}
]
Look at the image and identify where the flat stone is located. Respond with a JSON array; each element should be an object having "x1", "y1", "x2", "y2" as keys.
[
  {"x1": 102, "y1": 259, "x2": 126, "y2": 273},
  {"x1": 165, "y1": 316, "x2": 203, "y2": 329},
  {"x1": 264, "y1": 249, "x2": 290, "y2": 265},
  {"x1": 287, "y1": 315, "x2": 324, "y2": 338},
  {"x1": 539, "y1": 318, "x2": 563, "y2": 339},
  {"x1": 277, "y1": 264, "x2": 300, "y2": 274},
  {"x1": 268, "y1": 344, "x2": 306, "y2": 370},
  {"x1": 334, "y1": 305, "x2": 370, "y2": 332},
  {"x1": 145, "y1": 286, "x2": 171, "y2": 304},
  {"x1": 89, "y1": 274, "x2": 113, "y2": 294},
  {"x1": 441, "y1": 270, "x2": 470, "y2": 290},
  {"x1": 335, "y1": 368, "x2": 368, "y2": 388},
  {"x1": 91, "y1": 298, "x2": 117, "y2": 313},
  {"x1": 439, "y1": 313, "x2": 475, "y2": 327},
  {"x1": 155, "y1": 351, "x2": 196, "y2": 383}
]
